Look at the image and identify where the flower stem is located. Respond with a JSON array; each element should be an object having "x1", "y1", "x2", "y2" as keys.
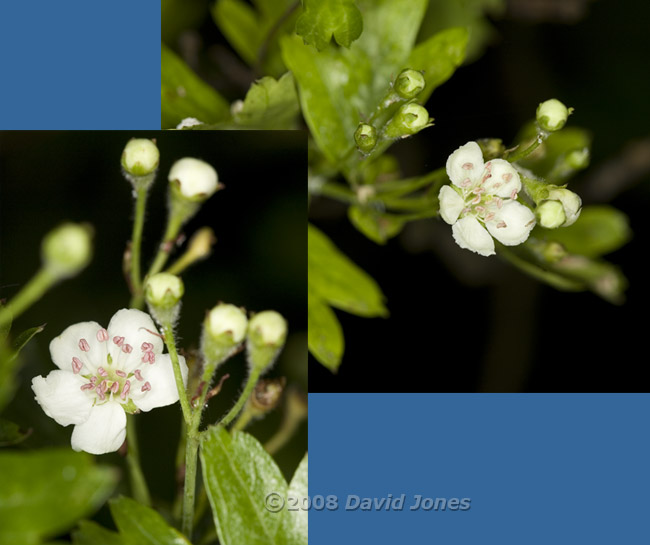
[
  {"x1": 219, "y1": 367, "x2": 262, "y2": 428},
  {"x1": 0, "y1": 268, "x2": 56, "y2": 330},
  {"x1": 148, "y1": 206, "x2": 187, "y2": 278},
  {"x1": 125, "y1": 414, "x2": 152, "y2": 507},
  {"x1": 182, "y1": 432, "x2": 200, "y2": 539},
  {"x1": 128, "y1": 187, "x2": 148, "y2": 305},
  {"x1": 506, "y1": 131, "x2": 549, "y2": 163},
  {"x1": 162, "y1": 323, "x2": 192, "y2": 425}
]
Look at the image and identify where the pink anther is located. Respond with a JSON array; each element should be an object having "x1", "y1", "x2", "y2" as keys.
[
  {"x1": 89, "y1": 376, "x2": 97, "y2": 384},
  {"x1": 115, "y1": 370, "x2": 126, "y2": 378},
  {"x1": 462, "y1": 162, "x2": 474, "y2": 170},
  {"x1": 510, "y1": 189, "x2": 518, "y2": 200},
  {"x1": 78, "y1": 338, "x2": 90, "y2": 352},
  {"x1": 460, "y1": 178, "x2": 472, "y2": 188},
  {"x1": 98, "y1": 380, "x2": 108, "y2": 393},
  {"x1": 72, "y1": 357, "x2": 83, "y2": 374},
  {"x1": 113, "y1": 336, "x2": 125, "y2": 347},
  {"x1": 80, "y1": 383, "x2": 95, "y2": 391},
  {"x1": 122, "y1": 343, "x2": 133, "y2": 354},
  {"x1": 97, "y1": 389, "x2": 106, "y2": 401},
  {"x1": 142, "y1": 351, "x2": 155, "y2": 364},
  {"x1": 120, "y1": 380, "x2": 131, "y2": 400},
  {"x1": 495, "y1": 197, "x2": 503, "y2": 209},
  {"x1": 496, "y1": 221, "x2": 507, "y2": 229},
  {"x1": 485, "y1": 212, "x2": 495, "y2": 221},
  {"x1": 96, "y1": 328, "x2": 109, "y2": 342},
  {"x1": 475, "y1": 206, "x2": 486, "y2": 214},
  {"x1": 134, "y1": 369, "x2": 144, "y2": 381},
  {"x1": 502, "y1": 172, "x2": 513, "y2": 182},
  {"x1": 141, "y1": 342, "x2": 154, "y2": 352},
  {"x1": 98, "y1": 367, "x2": 108, "y2": 377},
  {"x1": 110, "y1": 381, "x2": 119, "y2": 394},
  {"x1": 471, "y1": 194, "x2": 481, "y2": 205},
  {"x1": 141, "y1": 382, "x2": 151, "y2": 392}
]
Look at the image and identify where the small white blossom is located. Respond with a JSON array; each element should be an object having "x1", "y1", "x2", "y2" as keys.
[
  {"x1": 439, "y1": 141, "x2": 536, "y2": 256},
  {"x1": 168, "y1": 157, "x2": 218, "y2": 199},
  {"x1": 32, "y1": 309, "x2": 188, "y2": 455},
  {"x1": 547, "y1": 187, "x2": 582, "y2": 226}
]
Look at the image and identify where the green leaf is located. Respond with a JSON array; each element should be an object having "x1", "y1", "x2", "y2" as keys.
[
  {"x1": 201, "y1": 427, "x2": 307, "y2": 545},
  {"x1": 308, "y1": 223, "x2": 388, "y2": 317},
  {"x1": 161, "y1": 43, "x2": 231, "y2": 129},
  {"x1": 72, "y1": 520, "x2": 124, "y2": 545},
  {"x1": 0, "y1": 448, "x2": 118, "y2": 545},
  {"x1": 109, "y1": 496, "x2": 190, "y2": 545},
  {"x1": 539, "y1": 206, "x2": 631, "y2": 258},
  {"x1": 213, "y1": 0, "x2": 262, "y2": 66},
  {"x1": 277, "y1": 454, "x2": 308, "y2": 545},
  {"x1": 10, "y1": 323, "x2": 45, "y2": 363},
  {"x1": 232, "y1": 72, "x2": 300, "y2": 129},
  {"x1": 0, "y1": 418, "x2": 31, "y2": 447},
  {"x1": 296, "y1": 0, "x2": 363, "y2": 50},
  {"x1": 282, "y1": 0, "x2": 428, "y2": 164},
  {"x1": 407, "y1": 27, "x2": 469, "y2": 104},
  {"x1": 348, "y1": 205, "x2": 405, "y2": 244},
  {"x1": 308, "y1": 290, "x2": 344, "y2": 371}
]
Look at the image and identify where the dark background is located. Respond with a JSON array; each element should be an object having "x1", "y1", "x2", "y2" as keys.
[
  {"x1": 0, "y1": 131, "x2": 307, "y2": 501},
  {"x1": 309, "y1": 0, "x2": 650, "y2": 392}
]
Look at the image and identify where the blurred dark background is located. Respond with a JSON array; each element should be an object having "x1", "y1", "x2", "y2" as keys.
[
  {"x1": 0, "y1": 131, "x2": 307, "y2": 502},
  {"x1": 309, "y1": 0, "x2": 650, "y2": 392}
]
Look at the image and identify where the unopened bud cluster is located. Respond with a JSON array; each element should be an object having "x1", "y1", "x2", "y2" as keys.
[{"x1": 145, "y1": 273, "x2": 184, "y2": 324}]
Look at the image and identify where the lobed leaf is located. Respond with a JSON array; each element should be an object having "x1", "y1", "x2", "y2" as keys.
[
  {"x1": 232, "y1": 72, "x2": 300, "y2": 129},
  {"x1": 308, "y1": 290, "x2": 344, "y2": 371},
  {"x1": 296, "y1": 0, "x2": 363, "y2": 50}
]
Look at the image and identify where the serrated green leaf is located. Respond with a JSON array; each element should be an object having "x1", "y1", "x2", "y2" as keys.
[
  {"x1": 72, "y1": 520, "x2": 124, "y2": 545},
  {"x1": 233, "y1": 72, "x2": 300, "y2": 129},
  {"x1": 407, "y1": 27, "x2": 469, "y2": 104},
  {"x1": 308, "y1": 291, "x2": 344, "y2": 371},
  {"x1": 540, "y1": 206, "x2": 631, "y2": 258},
  {"x1": 201, "y1": 427, "x2": 307, "y2": 545},
  {"x1": 277, "y1": 454, "x2": 308, "y2": 544},
  {"x1": 308, "y1": 223, "x2": 388, "y2": 316},
  {"x1": 109, "y1": 496, "x2": 189, "y2": 545},
  {"x1": 282, "y1": 0, "x2": 428, "y2": 164},
  {"x1": 296, "y1": 0, "x2": 363, "y2": 50},
  {"x1": 348, "y1": 205, "x2": 405, "y2": 244},
  {"x1": 0, "y1": 448, "x2": 118, "y2": 545},
  {"x1": 161, "y1": 43, "x2": 231, "y2": 129},
  {"x1": 0, "y1": 418, "x2": 31, "y2": 446}
]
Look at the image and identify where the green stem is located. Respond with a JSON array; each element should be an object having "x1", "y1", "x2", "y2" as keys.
[
  {"x1": 312, "y1": 181, "x2": 357, "y2": 203},
  {"x1": 129, "y1": 187, "x2": 148, "y2": 306},
  {"x1": 162, "y1": 323, "x2": 192, "y2": 425},
  {"x1": 182, "y1": 433, "x2": 200, "y2": 539},
  {"x1": 0, "y1": 268, "x2": 56, "y2": 330},
  {"x1": 219, "y1": 367, "x2": 261, "y2": 428},
  {"x1": 125, "y1": 414, "x2": 152, "y2": 507},
  {"x1": 506, "y1": 131, "x2": 549, "y2": 163}
]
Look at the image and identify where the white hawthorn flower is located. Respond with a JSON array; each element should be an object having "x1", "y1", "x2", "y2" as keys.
[
  {"x1": 31, "y1": 309, "x2": 188, "y2": 455},
  {"x1": 439, "y1": 141, "x2": 536, "y2": 257},
  {"x1": 168, "y1": 157, "x2": 218, "y2": 199}
]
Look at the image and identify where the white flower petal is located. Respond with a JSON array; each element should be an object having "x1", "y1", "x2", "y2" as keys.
[
  {"x1": 452, "y1": 216, "x2": 495, "y2": 256},
  {"x1": 49, "y1": 321, "x2": 104, "y2": 373},
  {"x1": 31, "y1": 370, "x2": 93, "y2": 426},
  {"x1": 486, "y1": 201, "x2": 536, "y2": 246},
  {"x1": 131, "y1": 354, "x2": 188, "y2": 412},
  {"x1": 446, "y1": 142, "x2": 484, "y2": 188},
  {"x1": 483, "y1": 159, "x2": 522, "y2": 198},
  {"x1": 71, "y1": 402, "x2": 126, "y2": 455},
  {"x1": 107, "y1": 309, "x2": 163, "y2": 371},
  {"x1": 438, "y1": 185, "x2": 466, "y2": 225}
]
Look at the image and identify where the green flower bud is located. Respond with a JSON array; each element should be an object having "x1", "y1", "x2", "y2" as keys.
[
  {"x1": 384, "y1": 103, "x2": 431, "y2": 138},
  {"x1": 548, "y1": 187, "x2": 582, "y2": 226},
  {"x1": 168, "y1": 158, "x2": 219, "y2": 201},
  {"x1": 536, "y1": 200, "x2": 566, "y2": 229},
  {"x1": 394, "y1": 69, "x2": 425, "y2": 99},
  {"x1": 121, "y1": 138, "x2": 160, "y2": 177},
  {"x1": 246, "y1": 310, "x2": 287, "y2": 373},
  {"x1": 354, "y1": 123, "x2": 378, "y2": 154},
  {"x1": 536, "y1": 99, "x2": 572, "y2": 132},
  {"x1": 145, "y1": 273, "x2": 184, "y2": 324},
  {"x1": 42, "y1": 223, "x2": 93, "y2": 278},
  {"x1": 202, "y1": 303, "x2": 248, "y2": 364},
  {"x1": 566, "y1": 148, "x2": 590, "y2": 170}
]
